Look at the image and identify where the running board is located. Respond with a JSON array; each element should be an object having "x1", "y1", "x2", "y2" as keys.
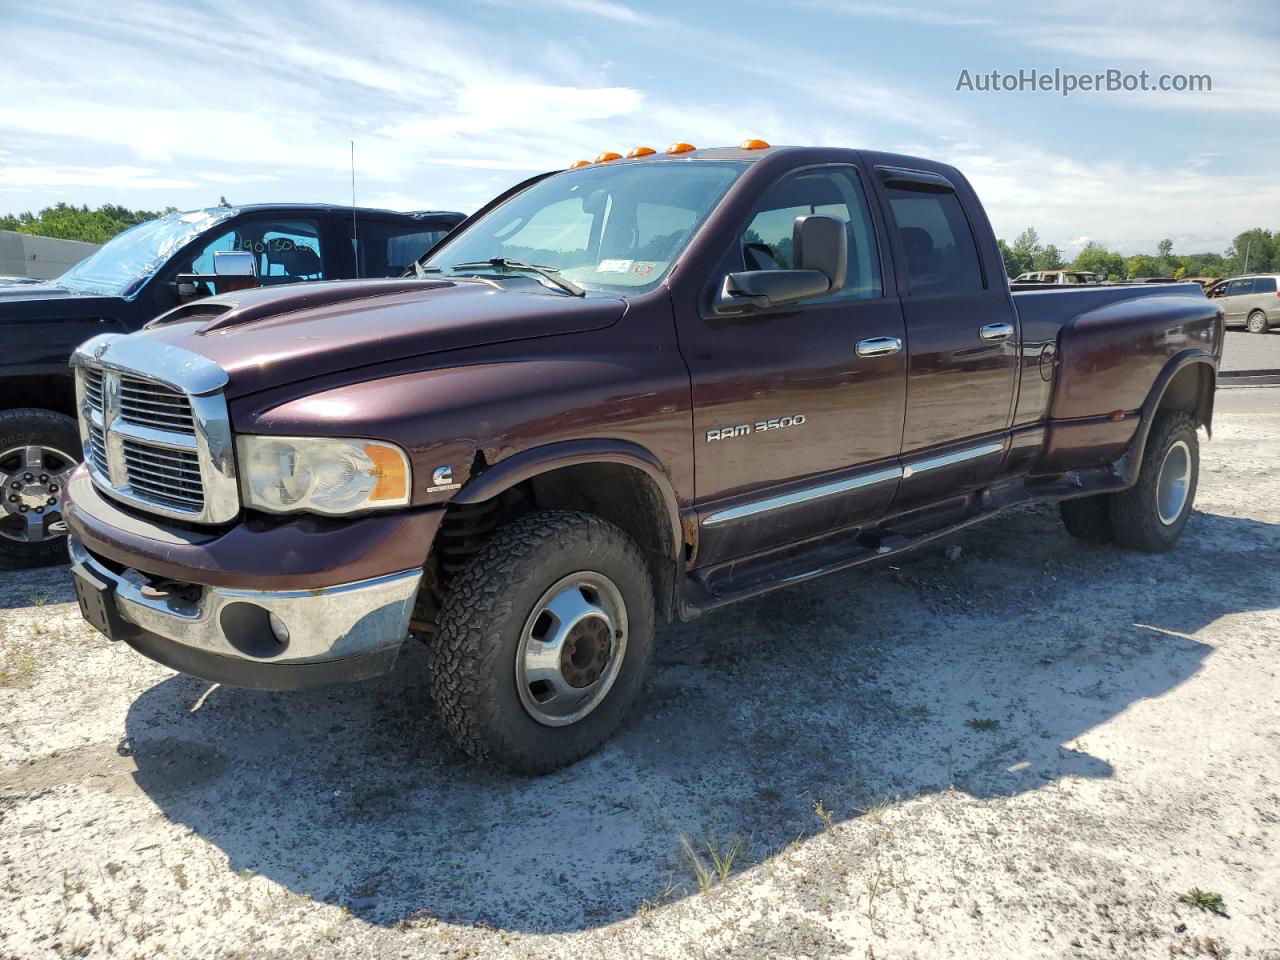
[{"x1": 680, "y1": 479, "x2": 1034, "y2": 617}]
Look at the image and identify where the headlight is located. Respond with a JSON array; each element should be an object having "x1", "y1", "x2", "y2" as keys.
[{"x1": 237, "y1": 436, "x2": 411, "y2": 515}]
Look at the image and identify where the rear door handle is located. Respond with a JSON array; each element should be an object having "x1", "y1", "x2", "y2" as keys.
[
  {"x1": 856, "y1": 336, "x2": 903, "y2": 357},
  {"x1": 979, "y1": 322, "x2": 1014, "y2": 342}
]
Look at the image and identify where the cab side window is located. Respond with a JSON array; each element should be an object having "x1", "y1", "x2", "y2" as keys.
[
  {"x1": 884, "y1": 186, "x2": 984, "y2": 295},
  {"x1": 184, "y1": 219, "x2": 325, "y2": 286},
  {"x1": 1226, "y1": 279, "x2": 1254, "y2": 296},
  {"x1": 740, "y1": 167, "x2": 882, "y2": 301}
]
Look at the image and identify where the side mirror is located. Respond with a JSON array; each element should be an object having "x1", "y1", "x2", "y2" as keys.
[
  {"x1": 715, "y1": 214, "x2": 848, "y2": 315},
  {"x1": 213, "y1": 250, "x2": 257, "y2": 277}
]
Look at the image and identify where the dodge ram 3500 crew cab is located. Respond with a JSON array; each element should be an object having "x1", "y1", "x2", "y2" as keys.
[
  {"x1": 0, "y1": 203, "x2": 463, "y2": 568},
  {"x1": 64, "y1": 143, "x2": 1222, "y2": 773}
]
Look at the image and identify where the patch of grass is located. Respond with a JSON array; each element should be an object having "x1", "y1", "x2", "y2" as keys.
[
  {"x1": 1178, "y1": 887, "x2": 1228, "y2": 916},
  {"x1": 0, "y1": 641, "x2": 37, "y2": 686},
  {"x1": 856, "y1": 794, "x2": 899, "y2": 824},
  {"x1": 813, "y1": 800, "x2": 835, "y2": 832},
  {"x1": 965, "y1": 717, "x2": 1001, "y2": 733},
  {"x1": 678, "y1": 834, "x2": 745, "y2": 893}
]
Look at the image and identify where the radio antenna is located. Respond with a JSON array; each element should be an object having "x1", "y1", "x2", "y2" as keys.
[{"x1": 350, "y1": 140, "x2": 360, "y2": 278}]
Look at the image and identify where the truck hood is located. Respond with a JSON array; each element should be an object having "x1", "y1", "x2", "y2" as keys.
[{"x1": 135, "y1": 278, "x2": 627, "y2": 397}]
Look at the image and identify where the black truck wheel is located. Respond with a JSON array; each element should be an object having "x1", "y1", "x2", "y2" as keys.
[
  {"x1": 0, "y1": 409, "x2": 81, "y2": 569},
  {"x1": 429, "y1": 510, "x2": 655, "y2": 774},
  {"x1": 1059, "y1": 495, "x2": 1114, "y2": 544},
  {"x1": 1108, "y1": 411, "x2": 1199, "y2": 552}
]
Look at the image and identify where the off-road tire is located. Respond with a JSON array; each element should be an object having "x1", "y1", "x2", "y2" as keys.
[
  {"x1": 429, "y1": 510, "x2": 655, "y2": 774},
  {"x1": 1108, "y1": 411, "x2": 1198, "y2": 553},
  {"x1": 0, "y1": 408, "x2": 81, "y2": 569},
  {"x1": 1246, "y1": 310, "x2": 1270, "y2": 334},
  {"x1": 1059, "y1": 495, "x2": 1114, "y2": 544}
]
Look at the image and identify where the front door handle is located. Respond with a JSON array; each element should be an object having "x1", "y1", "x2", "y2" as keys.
[
  {"x1": 979, "y1": 322, "x2": 1014, "y2": 342},
  {"x1": 856, "y1": 336, "x2": 903, "y2": 357}
]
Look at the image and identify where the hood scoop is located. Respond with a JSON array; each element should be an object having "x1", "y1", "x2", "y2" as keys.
[{"x1": 149, "y1": 279, "x2": 451, "y2": 334}]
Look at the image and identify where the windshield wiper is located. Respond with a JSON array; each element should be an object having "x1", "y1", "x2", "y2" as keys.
[{"x1": 449, "y1": 258, "x2": 584, "y2": 297}]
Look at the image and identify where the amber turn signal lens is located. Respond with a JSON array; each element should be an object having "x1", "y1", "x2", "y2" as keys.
[
  {"x1": 627, "y1": 146, "x2": 656, "y2": 158},
  {"x1": 364, "y1": 443, "x2": 409, "y2": 502},
  {"x1": 569, "y1": 160, "x2": 590, "y2": 168},
  {"x1": 740, "y1": 138, "x2": 770, "y2": 150},
  {"x1": 665, "y1": 142, "x2": 696, "y2": 154},
  {"x1": 595, "y1": 151, "x2": 623, "y2": 163}
]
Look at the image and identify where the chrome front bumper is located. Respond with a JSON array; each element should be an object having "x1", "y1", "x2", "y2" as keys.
[{"x1": 69, "y1": 536, "x2": 422, "y2": 689}]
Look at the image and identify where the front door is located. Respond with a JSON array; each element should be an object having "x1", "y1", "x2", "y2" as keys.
[
  {"x1": 679, "y1": 164, "x2": 907, "y2": 564},
  {"x1": 875, "y1": 167, "x2": 1019, "y2": 508}
]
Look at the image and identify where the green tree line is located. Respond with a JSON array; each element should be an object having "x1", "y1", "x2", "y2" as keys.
[
  {"x1": 0, "y1": 202, "x2": 176, "y2": 246},
  {"x1": 998, "y1": 226, "x2": 1275, "y2": 281}
]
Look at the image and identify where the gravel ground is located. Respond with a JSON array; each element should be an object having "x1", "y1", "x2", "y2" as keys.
[
  {"x1": 1222, "y1": 329, "x2": 1280, "y2": 372},
  {"x1": 1, "y1": 390, "x2": 1278, "y2": 960}
]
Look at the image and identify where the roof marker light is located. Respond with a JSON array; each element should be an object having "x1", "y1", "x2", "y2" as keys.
[
  {"x1": 595, "y1": 151, "x2": 623, "y2": 163},
  {"x1": 740, "y1": 138, "x2": 771, "y2": 150},
  {"x1": 666, "y1": 142, "x2": 696, "y2": 154},
  {"x1": 569, "y1": 160, "x2": 590, "y2": 168},
  {"x1": 627, "y1": 146, "x2": 656, "y2": 158}
]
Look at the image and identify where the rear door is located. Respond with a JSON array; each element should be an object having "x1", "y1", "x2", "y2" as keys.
[
  {"x1": 1247, "y1": 276, "x2": 1277, "y2": 321},
  {"x1": 873, "y1": 166, "x2": 1019, "y2": 508},
  {"x1": 683, "y1": 163, "x2": 907, "y2": 564}
]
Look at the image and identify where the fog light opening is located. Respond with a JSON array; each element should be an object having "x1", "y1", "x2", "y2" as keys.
[{"x1": 268, "y1": 611, "x2": 290, "y2": 644}]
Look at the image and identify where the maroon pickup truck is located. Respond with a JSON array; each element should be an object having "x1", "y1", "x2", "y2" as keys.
[{"x1": 63, "y1": 143, "x2": 1222, "y2": 773}]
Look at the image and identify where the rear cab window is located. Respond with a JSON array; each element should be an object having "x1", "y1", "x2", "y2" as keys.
[
  {"x1": 1253, "y1": 277, "x2": 1277, "y2": 293},
  {"x1": 355, "y1": 221, "x2": 451, "y2": 277},
  {"x1": 880, "y1": 170, "x2": 985, "y2": 295}
]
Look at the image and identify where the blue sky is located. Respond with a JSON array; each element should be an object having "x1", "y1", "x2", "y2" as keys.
[{"x1": 2, "y1": 0, "x2": 1277, "y2": 256}]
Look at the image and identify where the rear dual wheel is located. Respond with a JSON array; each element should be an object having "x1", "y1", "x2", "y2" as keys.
[
  {"x1": 1059, "y1": 411, "x2": 1198, "y2": 552},
  {"x1": 429, "y1": 510, "x2": 654, "y2": 774}
]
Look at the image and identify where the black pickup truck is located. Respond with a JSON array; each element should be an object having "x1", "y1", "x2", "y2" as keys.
[{"x1": 0, "y1": 203, "x2": 463, "y2": 566}]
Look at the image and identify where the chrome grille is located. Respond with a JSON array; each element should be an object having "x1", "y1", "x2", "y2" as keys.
[
  {"x1": 72, "y1": 334, "x2": 238, "y2": 525},
  {"x1": 83, "y1": 368, "x2": 104, "y2": 410},
  {"x1": 122, "y1": 439, "x2": 204, "y2": 510},
  {"x1": 87, "y1": 424, "x2": 109, "y2": 476},
  {"x1": 118, "y1": 376, "x2": 196, "y2": 434}
]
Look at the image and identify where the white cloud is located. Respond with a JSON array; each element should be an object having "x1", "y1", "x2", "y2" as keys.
[
  {"x1": 0, "y1": 0, "x2": 1275, "y2": 257},
  {"x1": 0, "y1": 164, "x2": 196, "y2": 190}
]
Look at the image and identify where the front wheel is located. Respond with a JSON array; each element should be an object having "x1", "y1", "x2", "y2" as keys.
[
  {"x1": 429, "y1": 510, "x2": 655, "y2": 774},
  {"x1": 0, "y1": 409, "x2": 81, "y2": 569},
  {"x1": 1108, "y1": 411, "x2": 1199, "y2": 552},
  {"x1": 1247, "y1": 310, "x2": 1270, "y2": 334}
]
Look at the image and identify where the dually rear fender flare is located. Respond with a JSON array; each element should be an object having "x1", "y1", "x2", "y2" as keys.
[{"x1": 1121, "y1": 349, "x2": 1216, "y2": 484}]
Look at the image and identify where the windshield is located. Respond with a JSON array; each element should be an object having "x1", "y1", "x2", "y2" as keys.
[
  {"x1": 424, "y1": 160, "x2": 748, "y2": 294},
  {"x1": 58, "y1": 208, "x2": 238, "y2": 298}
]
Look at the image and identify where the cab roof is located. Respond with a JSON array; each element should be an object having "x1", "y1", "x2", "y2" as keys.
[{"x1": 189, "y1": 203, "x2": 464, "y2": 222}]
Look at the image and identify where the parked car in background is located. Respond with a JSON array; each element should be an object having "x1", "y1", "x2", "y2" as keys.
[
  {"x1": 1205, "y1": 275, "x2": 1279, "y2": 333},
  {"x1": 1185, "y1": 276, "x2": 1223, "y2": 291},
  {"x1": 63, "y1": 142, "x2": 1220, "y2": 773},
  {"x1": 0, "y1": 203, "x2": 463, "y2": 567},
  {"x1": 1012, "y1": 270, "x2": 1103, "y2": 284}
]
